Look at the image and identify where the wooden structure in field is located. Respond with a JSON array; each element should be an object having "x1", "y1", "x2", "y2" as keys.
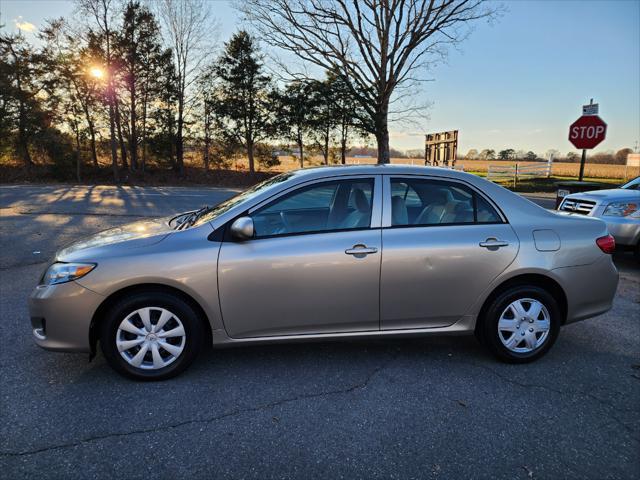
[{"x1": 425, "y1": 130, "x2": 458, "y2": 166}]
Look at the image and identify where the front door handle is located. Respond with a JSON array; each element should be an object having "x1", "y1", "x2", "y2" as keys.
[
  {"x1": 345, "y1": 244, "x2": 378, "y2": 255},
  {"x1": 479, "y1": 238, "x2": 510, "y2": 248}
]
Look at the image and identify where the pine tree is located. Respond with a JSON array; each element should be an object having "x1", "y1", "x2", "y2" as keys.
[{"x1": 213, "y1": 31, "x2": 273, "y2": 173}]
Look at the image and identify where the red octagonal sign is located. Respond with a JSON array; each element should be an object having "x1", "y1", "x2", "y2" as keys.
[{"x1": 569, "y1": 115, "x2": 607, "y2": 149}]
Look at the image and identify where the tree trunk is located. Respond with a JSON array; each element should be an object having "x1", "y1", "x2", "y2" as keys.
[
  {"x1": 203, "y1": 103, "x2": 211, "y2": 171},
  {"x1": 166, "y1": 107, "x2": 176, "y2": 170},
  {"x1": 176, "y1": 96, "x2": 184, "y2": 176},
  {"x1": 203, "y1": 135, "x2": 210, "y2": 171},
  {"x1": 129, "y1": 83, "x2": 138, "y2": 171},
  {"x1": 297, "y1": 130, "x2": 304, "y2": 168},
  {"x1": 104, "y1": 22, "x2": 118, "y2": 182},
  {"x1": 15, "y1": 73, "x2": 31, "y2": 169},
  {"x1": 247, "y1": 138, "x2": 255, "y2": 173},
  {"x1": 340, "y1": 123, "x2": 348, "y2": 165},
  {"x1": 375, "y1": 100, "x2": 390, "y2": 164},
  {"x1": 74, "y1": 123, "x2": 81, "y2": 182},
  {"x1": 115, "y1": 101, "x2": 128, "y2": 169},
  {"x1": 87, "y1": 119, "x2": 98, "y2": 166},
  {"x1": 17, "y1": 106, "x2": 31, "y2": 169},
  {"x1": 323, "y1": 128, "x2": 329, "y2": 165},
  {"x1": 375, "y1": 128, "x2": 390, "y2": 164},
  {"x1": 141, "y1": 87, "x2": 148, "y2": 173},
  {"x1": 108, "y1": 100, "x2": 119, "y2": 182},
  {"x1": 74, "y1": 79, "x2": 98, "y2": 166}
]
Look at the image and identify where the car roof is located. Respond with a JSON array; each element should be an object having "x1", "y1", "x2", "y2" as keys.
[{"x1": 286, "y1": 164, "x2": 471, "y2": 181}]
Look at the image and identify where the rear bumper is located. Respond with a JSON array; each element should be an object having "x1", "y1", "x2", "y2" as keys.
[
  {"x1": 553, "y1": 255, "x2": 619, "y2": 324},
  {"x1": 28, "y1": 281, "x2": 104, "y2": 352}
]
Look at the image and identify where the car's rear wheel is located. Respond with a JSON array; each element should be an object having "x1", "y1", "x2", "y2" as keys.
[
  {"x1": 100, "y1": 291, "x2": 204, "y2": 380},
  {"x1": 479, "y1": 286, "x2": 561, "y2": 363}
]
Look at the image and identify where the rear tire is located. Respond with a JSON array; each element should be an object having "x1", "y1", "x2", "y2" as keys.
[
  {"x1": 100, "y1": 291, "x2": 204, "y2": 380},
  {"x1": 479, "y1": 285, "x2": 561, "y2": 363}
]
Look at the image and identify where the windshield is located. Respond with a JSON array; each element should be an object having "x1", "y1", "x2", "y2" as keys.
[
  {"x1": 193, "y1": 173, "x2": 295, "y2": 227},
  {"x1": 620, "y1": 177, "x2": 639, "y2": 190}
]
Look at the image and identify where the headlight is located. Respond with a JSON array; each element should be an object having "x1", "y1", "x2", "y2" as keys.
[
  {"x1": 602, "y1": 202, "x2": 639, "y2": 217},
  {"x1": 40, "y1": 262, "x2": 96, "y2": 285}
]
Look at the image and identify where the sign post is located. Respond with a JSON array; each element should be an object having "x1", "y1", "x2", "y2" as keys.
[
  {"x1": 579, "y1": 148, "x2": 587, "y2": 182},
  {"x1": 568, "y1": 99, "x2": 607, "y2": 181}
]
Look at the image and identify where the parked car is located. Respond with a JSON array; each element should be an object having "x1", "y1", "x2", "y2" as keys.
[
  {"x1": 557, "y1": 176, "x2": 640, "y2": 258},
  {"x1": 30, "y1": 166, "x2": 619, "y2": 380}
]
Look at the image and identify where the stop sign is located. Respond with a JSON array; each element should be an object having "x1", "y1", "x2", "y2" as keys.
[{"x1": 569, "y1": 115, "x2": 607, "y2": 149}]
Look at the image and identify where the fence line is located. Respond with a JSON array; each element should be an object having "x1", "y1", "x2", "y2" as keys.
[{"x1": 487, "y1": 159, "x2": 552, "y2": 187}]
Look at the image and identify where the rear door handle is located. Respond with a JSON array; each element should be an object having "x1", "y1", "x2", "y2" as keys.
[
  {"x1": 479, "y1": 238, "x2": 510, "y2": 248},
  {"x1": 345, "y1": 244, "x2": 378, "y2": 255}
]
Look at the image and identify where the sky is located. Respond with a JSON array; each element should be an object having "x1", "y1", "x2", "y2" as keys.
[{"x1": 1, "y1": 0, "x2": 639, "y2": 155}]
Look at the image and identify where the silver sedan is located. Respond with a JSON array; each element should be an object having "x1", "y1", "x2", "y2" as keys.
[
  {"x1": 558, "y1": 177, "x2": 640, "y2": 257},
  {"x1": 29, "y1": 166, "x2": 619, "y2": 380}
]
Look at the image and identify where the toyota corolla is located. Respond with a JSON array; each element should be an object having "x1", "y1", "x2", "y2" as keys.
[{"x1": 29, "y1": 165, "x2": 619, "y2": 380}]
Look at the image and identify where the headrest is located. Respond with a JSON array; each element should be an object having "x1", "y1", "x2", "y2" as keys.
[
  {"x1": 351, "y1": 188, "x2": 369, "y2": 212},
  {"x1": 391, "y1": 195, "x2": 408, "y2": 225}
]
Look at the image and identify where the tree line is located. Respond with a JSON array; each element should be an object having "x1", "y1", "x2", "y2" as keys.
[
  {"x1": 463, "y1": 148, "x2": 634, "y2": 164},
  {"x1": 1, "y1": 0, "x2": 494, "y2": 182},
  {"x1": 1, "y1": 1, "x2": 365, "y2": 181}
]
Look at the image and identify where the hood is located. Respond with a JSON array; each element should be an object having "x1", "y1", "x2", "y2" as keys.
[
  {"x1": 57, "y1": 217, "x2": 174, "y2": 261},
  {"x1": 566, "y1": 188, "x2": 640, "y2": 203}
]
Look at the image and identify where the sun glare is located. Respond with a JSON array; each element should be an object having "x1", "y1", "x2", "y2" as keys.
[{"x1": 88, "y1": 67, "x2": 105, "y2": 79}]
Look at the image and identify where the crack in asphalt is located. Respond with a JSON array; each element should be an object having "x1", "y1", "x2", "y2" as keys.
[
  {"x1": 0, "y1": 353, "x2": 400, "y2": 458},
  {"x1": 459, "y1": 359, "x2": 640, "y2": 442}
]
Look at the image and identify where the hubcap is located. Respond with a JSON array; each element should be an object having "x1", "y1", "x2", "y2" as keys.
[
  {"x1": 116, "y1": 307, "x2": 186, "y2": 370},
  {"x1": 497, "y1": 298, "x2": 551, "y2": 353}
]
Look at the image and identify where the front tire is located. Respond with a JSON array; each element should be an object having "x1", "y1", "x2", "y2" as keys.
[
  {"x1": 100, "y1": 291, "x2": 204, "y2": 380},
  {"x1": 479, "y1": 286, "x2": 561, "y2": 363}
]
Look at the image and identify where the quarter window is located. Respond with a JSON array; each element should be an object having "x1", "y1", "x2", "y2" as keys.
[
  {"x1": 252, "y1": 179, "x2": 374, "y2": 237},
  {"x1": 390, "y1": 178, "x2": 502, "y2": 226}
]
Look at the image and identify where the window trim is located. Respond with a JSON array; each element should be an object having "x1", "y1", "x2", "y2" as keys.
[
  {"x1": 238, "y1": 175, "x2": 382, "y2": 240},
  {"x1": 382, "y1": 175, "x2": 507, "y2": 229}
]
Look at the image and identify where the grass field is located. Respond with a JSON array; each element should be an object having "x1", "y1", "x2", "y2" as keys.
[
  {"x1": 227, "y1": 155, "x2": 636, "y2": 181},
  {"x1": 3, "y1": 152, "x2": 635, "y2": 193}
]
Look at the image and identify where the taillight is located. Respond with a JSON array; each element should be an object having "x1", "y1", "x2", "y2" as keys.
[{"x1": 596, "y1": 235, "x2": 616, "y2": 254}]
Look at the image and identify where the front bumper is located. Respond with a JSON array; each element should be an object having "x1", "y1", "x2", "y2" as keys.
[
  {"x1": 603, "y1": 217, "x2": 640, "y2": 247},
  {"x1": 29, "y1": 281, "x2": 105, "y2": 352}
]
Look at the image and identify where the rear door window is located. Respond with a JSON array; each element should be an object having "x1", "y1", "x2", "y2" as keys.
[{"x1": 390, "y1": 177, "x2": 502, "y2": 226}]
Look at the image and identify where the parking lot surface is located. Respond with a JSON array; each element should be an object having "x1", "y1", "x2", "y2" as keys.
[{"x1": 1, "y1": 184, "x2": 638, "y2": 479}]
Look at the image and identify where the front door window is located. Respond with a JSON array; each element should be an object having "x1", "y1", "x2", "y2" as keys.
[{"x1": 252, "y1": 179, "x2": 375, "y2": 237}]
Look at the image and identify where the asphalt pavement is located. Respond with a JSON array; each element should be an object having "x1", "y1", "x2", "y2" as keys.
[{"x1": 0, "y1": 184, "x2": 638, "y2": 479}]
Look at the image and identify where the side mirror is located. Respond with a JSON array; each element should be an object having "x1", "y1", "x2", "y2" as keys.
[{"x1": 230, "y1": 216, "x2": 254, "y2": 241}]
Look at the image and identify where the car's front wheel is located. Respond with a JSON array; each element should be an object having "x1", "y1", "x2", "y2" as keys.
[
  {"x1": 100, "y1": 291, "x2": 205, "y2": 380},
  {"x1": 478, "y1": 286, "x2": 561, "y2": 363}
]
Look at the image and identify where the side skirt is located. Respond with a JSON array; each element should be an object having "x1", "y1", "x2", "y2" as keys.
[{"x1": 210, "y1": 315, "x2": 476, "y2": 348}]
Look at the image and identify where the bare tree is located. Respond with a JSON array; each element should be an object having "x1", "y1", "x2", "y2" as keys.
[
  {"x1": 241, "y1": 0, "x2": 495, "y2": 164},
  {"x1": 76, "y1": 0, "x2": 120, "y2": 181},
  {"x1": 156, "y1": 0, "x2": 213, "y2": 176}
]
